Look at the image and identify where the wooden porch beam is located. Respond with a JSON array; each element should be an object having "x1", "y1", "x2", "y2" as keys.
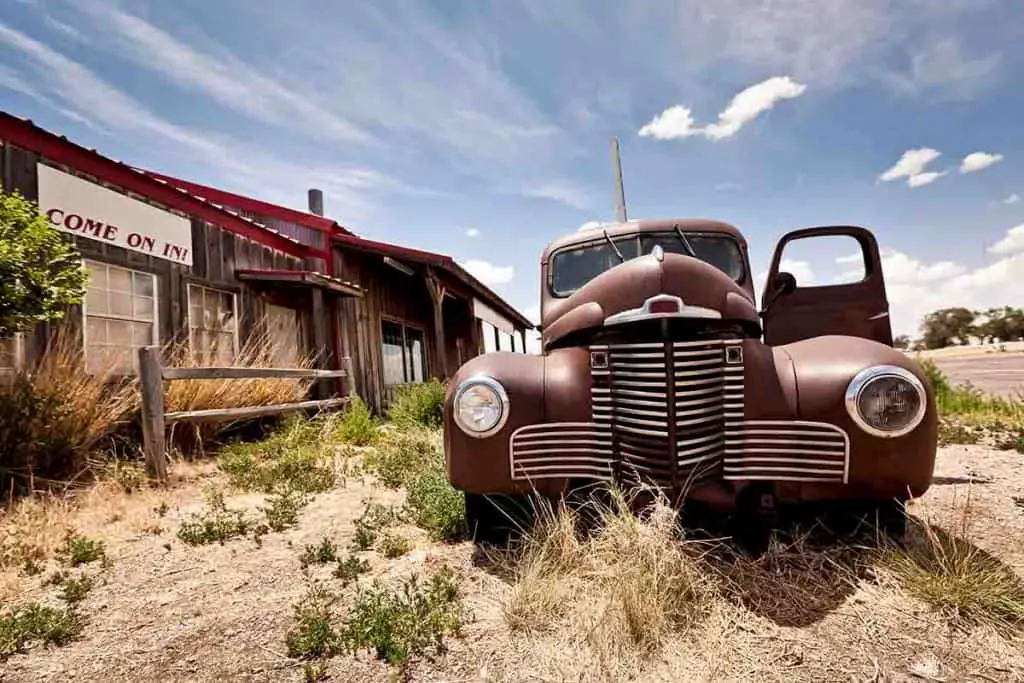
[{"x1": 425, "y1": 267, "x2": 449, "y2": 379}]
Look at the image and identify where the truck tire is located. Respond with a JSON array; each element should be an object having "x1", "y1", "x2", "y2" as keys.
[{"x1": 465, "y1": 493, "x2": 531, "y2": 544}]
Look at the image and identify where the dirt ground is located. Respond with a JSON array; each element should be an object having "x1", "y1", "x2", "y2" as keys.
[{"x1": 2, "y1": 444, "x2": 1024, "y2": 683}]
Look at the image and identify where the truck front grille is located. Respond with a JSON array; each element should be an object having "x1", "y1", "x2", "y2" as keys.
[{"x1": 590, "y1": 340, "x2": 744, "y2": 489}]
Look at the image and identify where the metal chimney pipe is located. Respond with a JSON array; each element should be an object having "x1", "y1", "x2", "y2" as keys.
[{"x1": 307, "y1": 188, "x2": 324, "y2": 216}]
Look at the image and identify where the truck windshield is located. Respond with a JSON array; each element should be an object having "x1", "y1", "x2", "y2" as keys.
[{"x1": 550, "y1": 232, "x2": 745, "y2": 297}]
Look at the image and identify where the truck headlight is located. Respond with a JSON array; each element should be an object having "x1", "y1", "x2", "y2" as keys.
[
  {"x1": 453, "y1": 376, "x2": 509, "y2": 438},
  {"x1": 844, "y1": 365, "x2": 926, "y2": 438}
]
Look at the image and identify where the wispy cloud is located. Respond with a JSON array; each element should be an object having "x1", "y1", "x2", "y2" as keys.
[
  {"x1": 520, "y1": 179, "x2": 596, "y2": 209},
  {"x1": 464, "y1": 228, "x2": 480, "y2": 238},
  {"x1": 881, "y1": 37, "x2": 1002, "y2": 100},
  {"x1": 988, "y1": 224, "x2": 1024, "y2": 256},
  {"x1": 460, "y1": 259, "x2": 515, "y2": 286},
  {"x1": 76, "y1": 2, "x2": 372, "y2": 145},
  {"x1": 639, "y1": 76, "x2": 806, "y2": 141},
  {"x1": 960, "y1": 151, "x2": 1003, "y2": 174},
  {"x1": 1003, "y1": 193, "x2": 1020, "y2": 205}
]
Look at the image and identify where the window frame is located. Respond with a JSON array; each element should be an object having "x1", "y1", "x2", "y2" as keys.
[
  {"x1": 547, "y1": 231, "x2": 748, "y2": 298},
  {"x1": 82, "y1": 259, "x2": 159, "y2": 374},
  {"x1": 0, "y1": 333, "x2": 24, "y2": 377},
  {"x1": 186, "y1": 282, "x2": 240, "y2": 365},
  {"x1": 380, "y1": 317, "x2": 429, "y2": 386}
]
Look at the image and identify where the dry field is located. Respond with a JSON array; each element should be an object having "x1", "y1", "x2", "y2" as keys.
[
  {"x1": 912, "y1": 343, "x2": 1024, "y2": 398},
  {"x1": 1, "y1": 430, "x2": 1022, "y2": 683}
]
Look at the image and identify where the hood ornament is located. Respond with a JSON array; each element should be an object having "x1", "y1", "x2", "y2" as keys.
[{"x1": 651, "y1": 244, "x2": 665, "y2": 262}]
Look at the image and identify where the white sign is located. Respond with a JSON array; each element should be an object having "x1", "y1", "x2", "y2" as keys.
[
  {"x1": 37, "y1": 163, "x2": 193, "y2": 265},
  {"x1": 473, "y1": 297, "x2": 515, "y2": 333}
]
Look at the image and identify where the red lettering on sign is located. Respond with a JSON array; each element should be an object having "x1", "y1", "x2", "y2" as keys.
[
  {"x1": 45, "y1": 208, "x2": 64, "y2": 225},
  {"x1": 102, "y1": 224, "x2": 118, "y2": 241},
  {"x1": 84, "y1": 218, "x2": 106, "y2": 238},
  {"x1": 64, "y1": 213, "x2": 83, "y2": 231}
]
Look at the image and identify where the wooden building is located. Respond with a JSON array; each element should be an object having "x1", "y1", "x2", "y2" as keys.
[{"x1": 0, "y1": 112, "x2": 532, "y2": 412}]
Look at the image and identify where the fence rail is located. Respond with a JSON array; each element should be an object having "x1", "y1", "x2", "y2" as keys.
[{"x1": 138, "y1": 346, "x2": 354, "y2": 482}]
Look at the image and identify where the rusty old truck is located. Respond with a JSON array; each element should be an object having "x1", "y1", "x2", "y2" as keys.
[{"x1": 443, "y1": 219, "x2": 936, "y2": 539}]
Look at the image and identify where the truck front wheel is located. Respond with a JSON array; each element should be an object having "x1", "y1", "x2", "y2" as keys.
[{"x1": 465, "y1": 493, "x2": 532, "y2": 544}]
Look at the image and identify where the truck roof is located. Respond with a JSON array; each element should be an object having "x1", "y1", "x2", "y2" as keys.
[{"x1": 541, "y1": 218, "x2": 748, "y2": 263}]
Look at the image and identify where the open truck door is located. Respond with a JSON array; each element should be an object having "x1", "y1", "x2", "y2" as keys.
[{"x1": 761, "y1": 226, "x2": 893, "y2": 347}]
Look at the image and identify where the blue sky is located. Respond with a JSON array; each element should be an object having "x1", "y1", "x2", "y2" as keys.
[{"x1": 2, "y1": 0, "x2": 1024, "y2": 337}]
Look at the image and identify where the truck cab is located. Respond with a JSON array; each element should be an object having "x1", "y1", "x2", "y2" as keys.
[{"x1": 444, "y1": 219, "x2": 937, "y2": 537}]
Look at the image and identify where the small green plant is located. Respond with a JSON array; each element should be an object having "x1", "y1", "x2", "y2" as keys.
[
  {"x1": 351, "y1": 503, "x2": 398, "y2": 551},
  {"x1": 339, "y1": 567, "x2": 467, "y2": 667},
  {"x1": 55, "y1": 531, "x2": 106, "y2": 567},
  {"x1": 364, "y1": 428, "x2": 440, "y2": 488},
  {"x1": 218, "y1": 416, "x2": 337, "y2": 494},
  {"x1": 261, "y1": 488, "x2": 310, "y2": 532},
  {"x1": 154, "y1": 501, "x2": 170, "y2": 517},
  {"x1": 334, "y1": 555, "x2": 371, "y2": 586},
  {"x1": 177, "y1": 490, "x2": 251, "y2": 546},
  {"x1": 386, "y1": 379, "x2": 446, "y2": 429},
  {"x1": 336, "y1": 395, "x2": 378, "y2": 446},
  {"x1": 379, "y1": 533, "x2": 412, "y2": 559},
  {"x1": 938, "y1": 419, "x2": 982, "y2": 446},
  {"x1": 405, "y1": 463, "x2": 466, "y2": 541},
  {"x1": 103, "y1": 459, "x2": 147, "y2": 494},
  {"x1": 302, "y1": 661, "x2": 330, "y2": 682},
  {"x1": 58, "y1": 573, "x2": 94, "y2": 604},
  {"x1": 0, "y1": 602, "x2": 83, "y2": 659},
  {"x1": 301, "y1": 537, "x2": 340, "y2": 568},
  {"x1": 285, "y1": 584, "x2": 342, "y2": 659}
]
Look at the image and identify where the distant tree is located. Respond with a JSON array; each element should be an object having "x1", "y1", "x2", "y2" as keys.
[
  {"x1": 975, "y1": 306, "x2": 1024, "y2": 343},
  {"x1": 0, "y1": 190, "x2": 87, "y2": 338},
  {"x1": 893, "y1": 334, "x2": 911, "y2": 350},
  {"x1": 920, "y1": 307, "x2": 976, "y2": 349}
]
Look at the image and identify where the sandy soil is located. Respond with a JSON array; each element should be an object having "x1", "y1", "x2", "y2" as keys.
[{"x1": 2, "y1": 445, "x2": 1023, "y2": 683}]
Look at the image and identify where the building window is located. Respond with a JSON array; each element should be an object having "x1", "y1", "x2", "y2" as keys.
[
  {"x1": 0, "y1": 334, "x2": 23, "y2": 379},
  {"x1": 84, "y1": 261, "x2": 157, "y2": 373},
  {"x1": 188, "y1": 284, "x2": 238, "y2": 365},
  {"x1": 481, "y1": 321, "x2": 497, "y2": 353},
  {"x1": 265, "y1": 303, "x2": 306, "y2": 367},
  {"x1": 381, "y1": 320, "x2": 426, "y2": 387}
]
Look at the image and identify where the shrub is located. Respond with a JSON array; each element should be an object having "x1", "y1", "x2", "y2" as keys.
[
  {"x1": 58, "y1": 573, "x2": 94, "y2": 604},
  {"x1": 177, "y1": 490, "x2": 251, "y2": 546},
  {"x1": 364, "y1": 428, "x2": 440, "y2": 488},
  {"x1": 219, "y1": 416, "x2": 336, "y2": 494},
  {"x1": 300, "y1": 538, "x2": 340, "y2": 568},
  {"x1": 405, "y1": 463, "x2": 466, "y2": 541},
  {"x1": 379, "y1": 533, "x2": 412, "y2": 559},
  {"x1": 261, "y1": 488, "x2": 310, "y2": 532},
  {"x1": 55, "y1": 532, "x2": 106, "y2": 567},
  {"x1": 285, "y1": 584, "x2": 343, "y2": 659},
  {"x1": 336, "y1": 396, "x2": 378, "y2": 446},
  {"x1": 0, "y1": 190, "x2": 87, "y2": 337},
  {"x1": 0, "y1": 329, "x2": 137, "y2": 493},
  {"x1": 339, "y1": 567, "x2": 467, "y2": 667},
  {"x1": 334, "y1": 555, "x2": 371, "y2": 585},
  {"x1": 387, "y1": 379, "x2": 446, "y2": 429},
  {"x1": 0, "y1": 602, "x2": 83, "y2": 659},
  {"x1": 351, "y1": 503, "x2": 398, "y2": 551}
]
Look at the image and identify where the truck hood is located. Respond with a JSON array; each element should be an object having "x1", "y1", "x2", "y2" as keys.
[{"x1": 542, "y1": 251, "x2": 760, "y2": 348}]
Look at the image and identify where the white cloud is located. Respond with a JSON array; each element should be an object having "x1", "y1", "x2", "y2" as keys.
[
  {"x1": 578, "y1": 220, "x2": 608, "y2": 232},
  {"x1": 778, "y1": 259, "x2": 816, "y2": 286},
  {"x1": 882, "y1": 37, "x2": 1002, "y2": 101},
  {"x1": 988, "y1": 224, "x2": 1024, "y2": 256},
  {"x1": 1003, "y1": 193, "x2": 1020, "y2": 205},
  {"x1": 960, "y1": 152, "x2": 1003, "y2": 174},
  {"x1": 906, "y1": 170, "x2": 947, "y2": 188},
  {"x1": 464, "y1": 228, "x2": 480, "y2": 237},
  {"x1": 703, "y1": 76, "x2": 807, "y2": 140},
  {"x1": 460, "y1": 259, "x2": 514, "y2": 286},
  {"x1": 878, "y1": 148, "x2": 945, "y2": 187},
  {"x1": 639, "y1": 105, "x2": 700, "y2": 140},
  {"x1": 639, "y1": 76, "x2": 806, "y2": 141},
  {"x1": 524, "y1": 305, "x2": 541, "y2": 325},
  {"x1": 835, "y1": 251, "x2": 863, "y2": 264}
]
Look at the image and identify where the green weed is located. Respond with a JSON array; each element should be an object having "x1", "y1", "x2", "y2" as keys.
[
  {"x1": 58, "y1": 573, "x2": 93, "y2": 604},
  {"x1": 336, "y1": 395, "x2": 378, "y2": 446},
  {"x1": 379, "y1": 533, "x2": 412, "y2": 559},
  {"x1": 334, "y1": 555, "x2": 371, "y2": 586},
  {"x1": 364, "y1": 428, "x2": 440, "y2": 488},
  {"x1": 0, "y1": 603, "x2": 83, "y2": 659},
  {"x1": 55, "y1": 531, "x2": 106, "y2": 567},
  {"x1": 351, "y1": 503, "x2": 399, "y2": 551},
  {"x1": 405, "y1": 463, "x2": 466, "y2": 541},
  {"x1": 177, "y1": 490, "x2": 251, "y2": 546},
  {"x1": 260, "y1": 488, "x2": 310, "y2": 532},
  {"x1": 218, "y1": 416, "x2": 336, "y2": 494},
  {"x1": 386, "y1": 379, "x2": 446, "y2": 429},
  {"x1": 285, "y1": 584, "x2": 342, "y2": 660},
  {"x1": 300, "y1": 538, "x2": 340, "y2": 568}
]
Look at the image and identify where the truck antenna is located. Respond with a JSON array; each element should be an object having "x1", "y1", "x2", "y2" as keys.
[{"x1": 611, "y1": 136, "x2": 628, "y2": 223}]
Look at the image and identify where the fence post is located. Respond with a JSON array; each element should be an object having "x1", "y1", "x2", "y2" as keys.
[
  {"x1": 343, "y1": 356, "x2": 356, "y2": 398},
  {"x1": 138, "y1": 346, "x2": 168, "y2": 483}
]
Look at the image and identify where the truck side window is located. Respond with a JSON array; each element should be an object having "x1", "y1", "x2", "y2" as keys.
[{"x1": 777, "y1": 234, "x2": 865, "y2": 288}]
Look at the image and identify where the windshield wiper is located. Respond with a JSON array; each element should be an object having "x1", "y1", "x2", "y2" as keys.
[
  {"x1": 673, "y1": 223, "x2": 697, "y2": 257},
  {"x1": 603, "y1": 228, "x2": 625, "y2": 263}
]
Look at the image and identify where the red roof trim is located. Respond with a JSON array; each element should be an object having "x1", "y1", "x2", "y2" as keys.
[
  {"x1": 143, "y1": 170, "x2": 353, "y2": 236},
  {"x1": 0, "y1": 113, "x2": 308, "y2": 258}
]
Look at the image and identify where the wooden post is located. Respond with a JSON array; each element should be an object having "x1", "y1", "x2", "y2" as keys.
[
  {"x1": 425, "y1": 269, "x2": 449, "y2": 379},
  {"x1": 138, "y1": 346, "x2": 168, "y2": 483},
  {"x1": 342, "y1": 355, "x2": 356, "y2": 398},
  {"x1": 310, "y1": 287, "x2": 330, "y2": 399}
]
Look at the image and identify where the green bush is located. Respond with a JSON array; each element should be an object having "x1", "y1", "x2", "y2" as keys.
[
  {"x1": 58, "y1": 573, "x2": 94, "y2": 604},
  {"x1": 55, "y1": 532, "x2": 106, "y2": 567},
  {"x1": 919, "y1": 357, "x2": 950, "y2": 397},
  {"x1": 379, "y1": 533, "x2": 412, "y2": 559},
  {"x1": 261, "y1": 488, "x2": 310, "y2": 532},
  {"x1": 0, "y1": 190, "x2": 87, "y2": 337},
  {"x1": 285, "y1": 584, "x2": 342, "y2": 659},
  {"x1": 339, "y1": 567, "x2": 466, "y2": 667},
  {"x1": 364, "y1": 428, "x2": 441, "y2": 488},
  {"x1": 351, "y1": 503, "x2": 399, "y2": 551},
  {"x1": 387, "y1": 379, "x2": 446, "y2": 429},
  {"x1": 405, "y1": 463, "x2": 466, "y2": 542},
  {"x1": 337, "y1": 396, "x2": 378, "y2": 446},
  {"x1": 177, "y1": 490, "x2": 252, "y2": 546},
  {"x1": 334, "y1": 554, "x2": 371, "y2": 585},
  {"x1": 300, "y1": 538, "x2": 340, "y2": 568},
  {"x1": 218, "y1": 417, "x2": 336, "y2": 494},
  {"x1": 0, "y1": 602, "x2": 83, "y2": 659}
]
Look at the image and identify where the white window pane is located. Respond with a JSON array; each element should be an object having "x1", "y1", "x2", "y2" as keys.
[
  {"x1": 86, "y1": 261, "x2": 106, "y2": 288},
  {"x1": 133, "y1": 272, "x2": 154, "y2": 298},
  {"x1": 132, "y1": 322, "x2": 152, "y2": 346},
  {"x1": 134, "y1": 296, "x2": 154, "y2": 320},
  {"x1": 86, "y1": 317, "x2": 107, "y2": 344},
  {"x1": 108, "y1": 320, "x2": 132, "y2": 347},
  {"x1": 108, "y1": 267, "x2": 131, "y2": 293},
  {"x1": 109, "y1": 292, "x2": 132, "y2": 317},
  {"x1": 86, "y1": 287, "x2": 108, "y2": 315}
]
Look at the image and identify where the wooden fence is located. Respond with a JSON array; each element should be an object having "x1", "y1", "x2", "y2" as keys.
[{"x1": 138, "y1": 346, "x2": 354, "y2": 482}]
